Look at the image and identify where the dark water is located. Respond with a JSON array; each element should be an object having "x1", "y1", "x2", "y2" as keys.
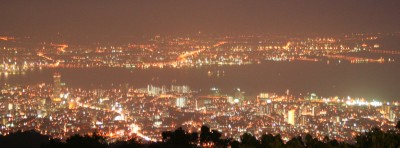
[{"x1": 1, "y1": 62, "x2": 400, "y2": 101}]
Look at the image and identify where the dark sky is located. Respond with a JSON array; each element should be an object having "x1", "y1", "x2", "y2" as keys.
[{"x1": 1, "y1": 0, "x2": 399, "y2": 39}]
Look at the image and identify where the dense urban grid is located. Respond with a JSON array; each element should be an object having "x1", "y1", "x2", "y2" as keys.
[
  {"x1": 0, "y1": 33, "x2": 400, "y2": 146},
  {"x1": 0, "y1": 72, "x2": 399, "y2": 143},
  {"x1": 1, "y1": 0, "x2": 399, "y2": 147},
  {"x1": 1, "y1": 33, "x2": 400, "y2": 75}
]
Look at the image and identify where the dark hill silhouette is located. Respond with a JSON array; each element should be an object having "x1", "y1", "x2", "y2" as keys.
[
  {"x1": 0, "y1": 130, "x2": 50, "y2": 148},
  {"x1": 0, "y1": 121, "x2": 399, "y2": 148}
]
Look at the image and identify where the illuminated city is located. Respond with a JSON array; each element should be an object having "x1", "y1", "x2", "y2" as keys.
[
  {"x1": 1, "y1": 33, "x2": 399, "y2": 73},
  {"x1": 0, "y1": 0, "x2": 400, "y2": 148}
]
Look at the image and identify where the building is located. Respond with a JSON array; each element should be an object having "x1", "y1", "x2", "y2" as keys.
[
  {"x1": 147, "y1": 85, "x2": 166, "y2": 96},
  {"x1": 234, "y1": 88, "x2": 245, "y2": 104},
  {"x1": 287, "y1": 109, "x2": 296, "y2": 126},
  {"x1": 171, "y1": 85, "x2": 190, "y2": 94},
  {"x1": 176, "y1": 97, "x2": 187, "y2": 108},
  {"x1": 52, "y1": 73, "x2": 62, "y2": 102}
]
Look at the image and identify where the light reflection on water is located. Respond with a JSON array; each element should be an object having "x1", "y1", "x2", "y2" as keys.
[{"x1": 0, "y1": 62, "x2": 399, "y2": 101}]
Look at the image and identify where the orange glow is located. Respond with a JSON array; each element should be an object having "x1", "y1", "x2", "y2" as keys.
[
  {"x1": 50, "y1": 43, "x2": 68, "y2": 52},
  {"x1": 0, "y1": 36, "x2": 15, "y2": 41}
]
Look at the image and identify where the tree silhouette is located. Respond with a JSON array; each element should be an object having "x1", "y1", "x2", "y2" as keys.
[
  {"x1": 0, "y1": 130, "x2": 50, "y2": 148},
  {"x1": 1, "y1": 125, "x2": 400, "y2": 148},
  {"x1": 304, "y1": 134, "x2": 314, "y2": 147},
  {"x1": 355, "y1": 126, "x2": 400, "y2": 148},
  {"x1": 272, "y1": 134, "x2": 284, "y2": 148},
  {"x1": 161, "y1": 131, "x2": 172, "y2": 143},
  {"x1": 210, "y1": 130, "x2": 222, "y2": 146},
  {"x1": 161, "y1": 127, "x2": 195, "y2": 148},
  {"x1": 189, "y1": 132, "x2": 199, "y2": 145},
  {"x1": 260, "y1": 133, "x2": 274, "y2": 148},
  {"x1": 65, "y1": 132, "x2": 107, "y2": 148},
  {"x1": 286, "y1": 136, "x2": 305, "y2": 148},
  {"x1": 109, "y1": 137, "x2": 141, "y2": 148},
  {"x1": 240, "y1": 133, "x2": 259, "y2": 148},
  {"x1": 218, "y1": 138, "x2": 234, "y2": 148},
  {"x1": 41, "y1": 138, "x2": 66, "y2": 148},
  {"x1": 200, "y1": 125, "x2": 211, "y2": 145},
  {"x1": 230, "y1": 140, "x2": 240, "y2": 148}
]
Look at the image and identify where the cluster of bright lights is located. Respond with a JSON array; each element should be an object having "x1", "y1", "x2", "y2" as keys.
[{"x1": 345, "y1": 99, "x2": 382, "y2": 106}]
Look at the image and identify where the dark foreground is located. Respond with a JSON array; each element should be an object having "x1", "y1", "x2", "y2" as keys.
[{"x1": 1, "y1": 122, "x2": 400, "y2": 148}]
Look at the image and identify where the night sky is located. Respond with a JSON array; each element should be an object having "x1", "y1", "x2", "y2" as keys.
[{"x1": 1, "y1": 0, "x2": 399, "y2": 38}]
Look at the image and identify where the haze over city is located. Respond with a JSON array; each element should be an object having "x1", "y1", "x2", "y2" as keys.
[{"x1": 0, "y1": 1, "x2": 400, "y2": 148}]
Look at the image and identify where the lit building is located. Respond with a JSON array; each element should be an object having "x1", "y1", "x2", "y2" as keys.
[
  {"x1": 257, "y1": 93, "x2": 270, "y2": 105},
  {"x1": 300, "y1": 115, "x2": 312, "y2": 126},
  {"x1": 52, "y1": 73, "x2": 62, "y2": 102},
  {"x1": 171, "y1": 85, "x2": 190, "y2": 94},
  {"x1": 379, "y1": 105, "x2": 391, "y2": 119},
  {"x1": 227, "y1": 96, "x2": 235, "y2": 104},
  {"x1": 176, "y1": 97, "x2": 187, "y2": 108},
  {"x1": 389, "y1": 108, "x2": 397, "y2": 122},
  {"x1": 234, "y1": 88, "x2": 244, "y2": 104},
  {"x1": 147, "y1": 85, "x2": 166, "y2": 96},
  {"x1": 287, "y1": 109, "x2": 296, "y2": 126}
]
